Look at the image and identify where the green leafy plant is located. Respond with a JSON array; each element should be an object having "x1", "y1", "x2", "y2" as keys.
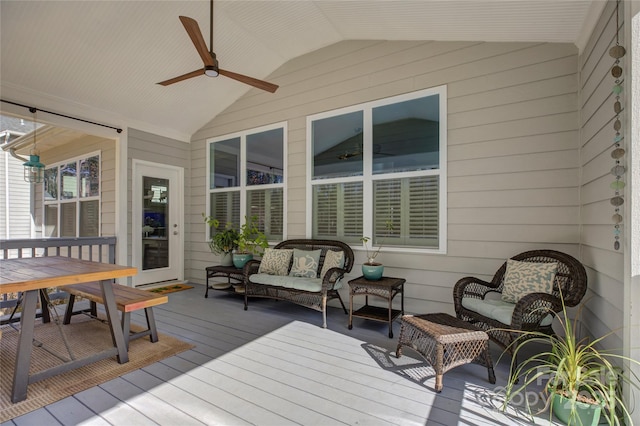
[
  {"x1": 202, "y1": 214, "x2": 239, "y2": 254},
  {"x1": 234, "y1": 215, "x2": 269, "y2": 255},
  {"x1": 501, "y1": 293, "x2": 640, "y2": 425}
]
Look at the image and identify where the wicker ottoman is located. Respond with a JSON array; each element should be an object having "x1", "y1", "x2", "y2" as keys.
[{"x1": 396, "y1": 313, "x2": 496, "y2": 392}]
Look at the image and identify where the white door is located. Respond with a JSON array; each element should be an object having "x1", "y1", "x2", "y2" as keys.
[{"x1": 132, "y1": 160, "x2": 184, "y2": 286}]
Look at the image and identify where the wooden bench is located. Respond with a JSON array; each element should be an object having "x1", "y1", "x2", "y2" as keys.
[{"x1": 61, "y1": 282, "x2": 168, "y2": 348}]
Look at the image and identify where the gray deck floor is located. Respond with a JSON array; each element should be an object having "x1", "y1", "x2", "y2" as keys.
[{"x1": 2, "y1": 285, "x2": 559, "y2": 426}]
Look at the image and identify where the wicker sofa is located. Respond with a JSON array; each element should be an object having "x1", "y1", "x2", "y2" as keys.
[{"x1": 242, "y1": 239, "x2": 354, "y2": 328}]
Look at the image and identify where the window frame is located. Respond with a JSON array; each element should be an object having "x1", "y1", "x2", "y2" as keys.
[
  {"x1": 42, "y1": 150, "x2": 102, "y2": 238},
  {"x1": 206, "y1": 121, "x2": 288, "y2": 241},
  {"x1": 306, "y1": 86, "x2": 447, "y2": 254}
]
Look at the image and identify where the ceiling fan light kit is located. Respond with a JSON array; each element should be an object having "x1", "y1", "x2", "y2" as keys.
[
  {"x1": 157, "y1": 0, "x2": 277, "y2": 93},
  {"x1": 205, "y1": 65, "x2": 219, "y2": 77}
]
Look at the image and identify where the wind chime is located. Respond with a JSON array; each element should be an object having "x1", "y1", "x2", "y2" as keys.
[{"x1": 609, "y1": 0, "x2": 625, "y2": 251}]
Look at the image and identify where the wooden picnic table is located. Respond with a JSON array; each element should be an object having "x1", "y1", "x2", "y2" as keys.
[{"x1": 0, "y1": 256, "x2": 137, "y2": 403}]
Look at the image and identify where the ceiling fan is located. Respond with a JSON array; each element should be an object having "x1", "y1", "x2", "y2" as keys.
[{"x1": 157, "y1": 0, "x2": 278, "y2": 93}]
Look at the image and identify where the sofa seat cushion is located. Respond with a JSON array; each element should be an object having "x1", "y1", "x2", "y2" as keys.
[
  {"x1": 250, "y1": 273, "x2": 343, "y2": 291},
  {"x1": 461, "y1": 295, "x2": 553, "y2": 327}
]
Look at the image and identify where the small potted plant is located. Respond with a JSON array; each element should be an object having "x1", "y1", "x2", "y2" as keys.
[
  {"x1": 232, "y1": 215, "x2": 269, "y2": 268},
  {"x1": 203, "y1": 215, "x2": 239, "y2": 267},
  {"x1": 360, "y1": 221, "x2": 394, "y2": 281},
  {"x1": 501, "y1": 294, "x2": 640, "y2": 425}
]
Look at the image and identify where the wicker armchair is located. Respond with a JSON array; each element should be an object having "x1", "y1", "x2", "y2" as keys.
[{"x1": 453, "y1": 250, "x2": 587, "y2": 362}]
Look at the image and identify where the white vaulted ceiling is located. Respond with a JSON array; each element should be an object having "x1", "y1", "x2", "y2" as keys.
[{"x1": 0, "y1": 0, "x2": 600, "y2": 142}]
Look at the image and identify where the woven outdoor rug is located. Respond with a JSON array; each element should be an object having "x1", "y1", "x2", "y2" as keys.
[{"x1": 0, "y1": 316, "x2": 194, "y2": 421}]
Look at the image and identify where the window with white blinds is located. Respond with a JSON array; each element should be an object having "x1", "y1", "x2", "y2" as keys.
[
  {"x1": 307, "y1": 86, "x2": 447, "y2": 252},
  {"x1": 43, "y1": 152, "x2": 101, "y2": 238},
  {"x1": 207, "y1": 123, "x2": 286, "y2": 241}
]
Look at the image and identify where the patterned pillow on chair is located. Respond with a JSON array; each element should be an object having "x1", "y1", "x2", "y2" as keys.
[
  {"x1": 258, "y1": 248, "x2": 293, "y2": 276},
  {"x1": 319, "y1": 250, "x2": 345, "y2": 281},
  {"x1": 289, "y1": 249, "x2": 321, "y2": 278},
  {"x1": 501, "y1": 259, "x2": 558, "y2": 303}
]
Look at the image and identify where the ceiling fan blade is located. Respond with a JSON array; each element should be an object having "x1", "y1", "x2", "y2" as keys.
[
  {"x1": 157, "y1": 69, "x2": 204, "y2": 86},
  {"x1": 179, "y1": 16, "x2": 215, "y2": 67},
  {"x1": 218, "y1": 68, "x2": 279, "y2": 93}
]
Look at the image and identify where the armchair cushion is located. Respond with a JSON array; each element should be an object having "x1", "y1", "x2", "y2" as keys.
[
  {"x1": 501, "y1": 259, "x2": 558, "y2": 303},
  {"x1": 289, "y1": 249, "x2": 321, "y2": 278},
  {"x1": 461, "y1": 294, "x2": 553, "y2": 327},
  {"x1": 258, "y1": 248, "x2": 293, "y2": 276}
]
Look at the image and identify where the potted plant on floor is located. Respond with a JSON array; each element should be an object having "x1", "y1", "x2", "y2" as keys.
[
  {"x1": 203, "y1": 215, "x2": 239, "y2": 267},
  {"x1": 232, "y1": 215, "x2": 269, "y2": 268},
  {"x1": 501, "y1": 294, "x2": 640, "y2": 425}
]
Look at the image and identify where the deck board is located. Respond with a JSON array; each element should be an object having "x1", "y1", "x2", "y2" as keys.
[{"x1": 3, "y1": 285, "x2": 558, "y2": 425}]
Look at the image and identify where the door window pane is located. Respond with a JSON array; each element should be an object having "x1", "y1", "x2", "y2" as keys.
[
  {"x1": 247, "y1": 128, "x2": 284, "y2": 185},
  {"x1": 372, "y1": 95, "x2": 440, "y2": 174},
  {"x1": 312, "y1": 111, "x2": 363, "y2": 179},
  {"x1": 210, "y1": 137, "x2": 240, "y2": 189},
  {"x1": 142, "y1": 176, "x2": 169, "y2": 270}
]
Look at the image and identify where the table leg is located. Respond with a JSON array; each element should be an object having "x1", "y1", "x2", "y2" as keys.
[
  {"x1": 99, "y1": 279, "x2": 129, "y2": 364},
  {"x1": 11, "y1": 290, "x2": 38, "y2": 403}
]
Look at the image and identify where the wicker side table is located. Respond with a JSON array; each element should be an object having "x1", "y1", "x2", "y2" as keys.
[
  {"x1": 205, "y1": 265, "x2": 244, "y2": 298},
  {"x1": 396, "y1": 312, "x2": 496, "y2": 392},
  {"x1": 348, "y1": 276, "x2": 405, "y2": 338}
]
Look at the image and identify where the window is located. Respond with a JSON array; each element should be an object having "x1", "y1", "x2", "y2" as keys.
[
  {"x1": 43, "y1": 153, "x2": 100, "y2": 237},
  {"x1": 307, "y1": 86, "x2": 447, "y2": 252},
  {"x1": 208, "y1": 123, "x2": 286, "y2": 240}
]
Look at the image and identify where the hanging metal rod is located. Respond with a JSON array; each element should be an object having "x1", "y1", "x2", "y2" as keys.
[{"x1": 1, "y1": 99, "x2": 123, "y2": 134}]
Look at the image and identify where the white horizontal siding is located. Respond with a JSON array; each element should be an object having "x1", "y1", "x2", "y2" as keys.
[{"x1": 578, "y1": 0, "x2": 624, "y2": 345}]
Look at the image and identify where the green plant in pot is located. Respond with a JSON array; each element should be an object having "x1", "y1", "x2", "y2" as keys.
[
  {"x1": 360, "y1": 221, "x2": 394, "y2": 281},
  {"x1": 203, "y1": 215, "x2": 239, "y2": 267},
  {"x1": 501, "y1": 294, "x2": 640, "y2": 425},
  {"x1": 232, "y1": 215, "x2": 269, "y2": 269}
]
